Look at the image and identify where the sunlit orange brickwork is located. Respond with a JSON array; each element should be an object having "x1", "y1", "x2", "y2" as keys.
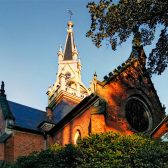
[
  {"x1": 53, "y1": 108, "x2": 92, "y2": 145},
  {"x1": 0, "y1": 143, "x2": 4, "y2": 161},
  {"x1": 3, "y1": 131, "x2": 45, "y2": 163},
  {"x1": 51, "y1": 58, "x2": 165, "y2": 145}
]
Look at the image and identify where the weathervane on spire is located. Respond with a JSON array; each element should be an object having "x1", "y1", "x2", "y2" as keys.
[{"x1": 67, "y1": 9, "x2": 73, "y2": 21}]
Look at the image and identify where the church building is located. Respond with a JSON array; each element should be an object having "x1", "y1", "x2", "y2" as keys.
[{"x1": 0, "y1": 20, "x2": 168, "y2": 165}]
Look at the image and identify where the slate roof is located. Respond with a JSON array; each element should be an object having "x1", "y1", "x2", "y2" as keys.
[
  {"x1": 53, "y1": 100, "x2": 75, "y2": 124},
  {"x1": 64, "y1": 33, "x2": 73, "y2": 60},
  {"x1": 8, "y1": 101, "x2": 45, "y2": 133}
]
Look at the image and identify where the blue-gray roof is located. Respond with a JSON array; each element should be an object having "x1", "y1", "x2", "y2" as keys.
[
  {"x1": 8, "y1": 101, "x2": 45, "y2": 132},
  {"x1": 53, "y1": 100, "x2": 75, "y2": 123},
  {"x1": 64, "y1": 33, "x2": 73, "y2": 60}
]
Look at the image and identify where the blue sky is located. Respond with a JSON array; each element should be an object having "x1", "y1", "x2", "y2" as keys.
[{"x1": 0, "y1": 0, "x2": 167, "y2": 114}]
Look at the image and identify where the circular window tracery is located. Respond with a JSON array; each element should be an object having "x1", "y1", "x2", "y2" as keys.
[{"x1": 125, "y1": 97, "x2": 152, "y2": 132}]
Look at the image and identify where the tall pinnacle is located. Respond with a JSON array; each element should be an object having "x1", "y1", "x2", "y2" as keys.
[
  {"x1": 0, "y1": 81, "x2": 5, "y2": 97},
  {"x1": 63, "y1": 20, "x2": 76, "y2": 60}
]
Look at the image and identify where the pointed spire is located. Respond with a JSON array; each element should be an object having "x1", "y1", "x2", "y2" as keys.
[
  {"x1": 90, "y1": 73, "x2": 97, "y2": 93},
  {"x1": 0, "y1": 81, "x2": 5, "y2": 97},
  {"x1": 58, "y1": 45, "x2": 63, "y2": 61},
  {"x1": 73, "y1": 44, "x2": 78, "y2": 60},
  {"x1": 94, "y1": 72, "x2": 97, "y2": 80},
  {"x1": 59, "y1": 45, "x2": 63, "y2": 53},
  {"x1": 74, "y1": 44, "x2": 78, "y2": 53},
  {"x1": 63, "y1": 20, "x2": 76, "y2": 60}
]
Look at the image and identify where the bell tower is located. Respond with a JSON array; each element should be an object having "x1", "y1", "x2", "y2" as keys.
[{"x1": 47, "y1": 21, "x2": 90, "y2": 108}]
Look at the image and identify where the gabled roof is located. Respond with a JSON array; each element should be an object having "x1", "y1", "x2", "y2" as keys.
[
  {"x1": 8, "y1": 101, "x2": 45, "y2": 133},
  {"x1": 101, "y1": 45, "x2": 146, "y2": 86},
  {"x1": 97, "y1": 45, "x2": 163, "y2": 115}
]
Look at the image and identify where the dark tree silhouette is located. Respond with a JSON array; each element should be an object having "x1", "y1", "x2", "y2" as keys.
[{"x1": 86, "y1": 0, "x2": 168, "y2": 75}]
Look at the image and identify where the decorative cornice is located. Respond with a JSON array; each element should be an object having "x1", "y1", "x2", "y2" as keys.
[{"x1": 48, "y1": 90, "x2": 82, "y2": 109}]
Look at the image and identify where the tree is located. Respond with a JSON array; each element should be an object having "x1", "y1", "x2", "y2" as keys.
[
  {"x1": 6, "y1": 132, "x2": 168, "y2": 168},
  {"x1": 86, "y1": 0, "x2": 168, "y2": 75}
]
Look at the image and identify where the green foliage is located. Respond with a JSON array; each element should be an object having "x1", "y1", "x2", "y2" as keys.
[
  {"x1": 77, "y1": 132, "x2": 168, "y2": 167},
  {"x1": 6, "y1": 132, "x2": 168, "y2": 168},
  {"x1": 86, "y1": 0, "x2": 168, "y2": 75}
]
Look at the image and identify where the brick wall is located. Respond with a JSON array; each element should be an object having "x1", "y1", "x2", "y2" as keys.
[
  {"x1": 96, "y1": 64, "x2": 164, "y2": 134},
  {"x1": 53, "y1": 61, "x2": 165, "y2": 144},
  {"x1": 91, "y1": 114, "x2": 105, "y2": 134},
  {"x1": 54, "y1": 108, "x2": 91, "y2": 145},
  {"x1": 5, "y1": 135, "x2": 14, "y2": 163},
  {"x1": 13, "y1": 131, "x2": 45, "y2": 161},
  {"x1": 3, "y1": 131, "x2": 45, "y2": 162},
  {"x1": 0, "y1": 143, "x2": 4, "y2": 161}
]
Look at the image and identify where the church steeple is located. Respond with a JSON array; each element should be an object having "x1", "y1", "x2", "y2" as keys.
[
  {"x1": 47, "y1": 21, "x2": 90, "y2": 106},
  {"x1": 63, "y1": 21, "x2": 77, "y2": 61},
  {"x1": 0, "y1": 81, "x2": 6, "y2": 97}
]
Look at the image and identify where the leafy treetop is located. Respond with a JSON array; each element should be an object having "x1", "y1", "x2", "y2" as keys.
[
  {"x1": 86, "y1": 0, "x2": 168, "y2": 75},
  {"x1": 6, "y1": 132, "x2": 168, "y2": 168}
]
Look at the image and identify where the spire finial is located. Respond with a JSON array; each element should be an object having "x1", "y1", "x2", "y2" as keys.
[
  {"x1": 94, "y1": 72, "x2": 97, "y2": 80},
  {"x1": 0, "y1": 81, "x2": 5, "y2": 96},
  {"x1": 1, "y1": 81, "x2": 4, "y2": 90},
  {"x1": 67, "y1": 9, "x2": 74, "y2": 30},
  {"x1": 59, "y1": 45, "x2": 62, "y2": 52}
]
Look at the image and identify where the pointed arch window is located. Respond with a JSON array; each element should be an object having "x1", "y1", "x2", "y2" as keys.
[{"x1": 74, "y1": 130, "x2": 81, "y2": 145}]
